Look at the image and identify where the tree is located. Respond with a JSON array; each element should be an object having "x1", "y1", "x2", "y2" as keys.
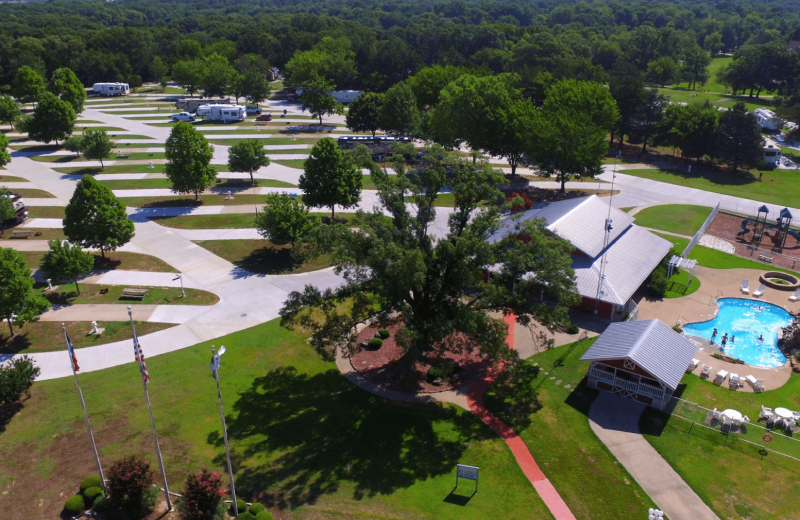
[
  {"x1": 631, "y1": 88, "x2": 668, "y2": 153},
  {"x1": 646, "y1": 57, "x2": 680, "y2": 87},
  {"x1": 165, "y1": 122, "x2": 216, "y2": 200},
  {"x1": 26, "y1": 91, "x2": 76, "y2": 145},
  {"x1": 0, "y1": 356, "x2": 40, "y2": 407},
  {"x1": 609, "y1": 62, "x2": 645, "y2": 145},
  {"x1": 299, "y1": 74, "x2": 343, "y2": 126},
  {"x1": 12, "y1": 66, "x2": 46, "y2": 105},
  {"x1": 0, "y1": 248, "x2": 50, "y2": 336},
  {"x1": 280, "y1": 147, "x2": 579, "y2": 363},
  {"x1": 177, "y1": 469, "x2": 227, "y2": 520},
  {"x1": 227, "y1": 139, "x2": 270, "y2": 186},
  {"x1": 704, "y1": 32, "x2": 725, "y2": 56},
  {"x1": 64, "y1": 135, "x2": 84, "y2": 156},
  {"x1": 530, "y1": 79, "x2": 619, "y2": 194},
  {"x1": 713, "y1": 101, "x2": 764, "y2": 172},
  {"x1": 283, "y1": 36, "x2": 357, "y2": 90},
  {"x1": 0, "y1": 186, "x2": 16, "y2": 233},
  {"x1": 150, "y1": 56, "x2": 169, "y2": 92},
  {"x1": 255, "y1": 193, "x2": 318, "y2": 248},
  {"x1": 0, "y1": 95, "x2": 22, "y2": 130},
  {"x1": 406, "y1": 65, "x2": 471, "y2": 109},
  {"x1": 200, "y1": 53, "x2": 235, "y2": 98},
  {"x1": 681, "y1": 44, "x2": 712, "y2": 90},
  {"x1": 654, "y1": 102, "x2": 719, "y2": 161},
  {"x1": 298, "y1": 138, "x2": 361, "y2": 218},
  {"x1": 239, "y1": 68, "x2": 271, "y2": 106},
  {"x1": 172, "y1": 60, "x2": 205, "y2": 97},
  {"x1": 39, "y1": 239, "x2": 95, "y2": 295},
  {"x1": 346, "y1": 92, "x2": 383, "y2": 137},
  {"x1": 0, "y1": 134, "x2": 10, "y2": 168},
  {"x1": 378, "y1": 82, "x2": 419, "y2": 135},
  {"x1": 49, "y1": 67, "x2": 86, "y2": 113},
  {"x1": 64, "y1": 175, "x2": 135, "y2": 258},
  {"x1": 81, "y1": 129, "x2": 112, "y2": 168}
]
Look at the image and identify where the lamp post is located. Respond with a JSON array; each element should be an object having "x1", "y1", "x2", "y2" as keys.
[
  {"x1": 172, "y1": 274, "x2": 185, "y2": 298},
  {"x1": 211, "y1": 346, "x2": 238, "y2": 516}
]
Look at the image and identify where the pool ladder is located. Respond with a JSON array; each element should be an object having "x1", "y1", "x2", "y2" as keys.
[{"x1": 710, "y1": 289, "x2": 723, "y2": 306}]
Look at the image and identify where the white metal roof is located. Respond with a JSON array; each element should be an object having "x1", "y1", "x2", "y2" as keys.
[{"x1": 580, "y1": 319, "x2": 698, "y2": 390}]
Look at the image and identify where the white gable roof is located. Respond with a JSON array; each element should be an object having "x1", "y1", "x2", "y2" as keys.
[{"x1": 580, "y1": 319, "x2": 697, "y2": 390}]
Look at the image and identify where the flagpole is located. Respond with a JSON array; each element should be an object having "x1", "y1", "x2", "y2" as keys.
[
  {"x1": 211, "y1": 346, "x2": 238, "y2": 516},
  {"x1": 128, "y1": 307, "x2": 172, "y2": 511},
  {"x1": 63, "y1": 324, "x2": 106, "y2": 494}
]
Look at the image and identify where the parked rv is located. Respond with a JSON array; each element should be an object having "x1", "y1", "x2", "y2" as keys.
[
  {"x1": 203, "y1": 104, "x2": 246, "y2": 123},
  {"x1": 764, "y1": 144, "x2": 782, "y2": 166},
  {"x1": 295, "y1": 88, "x2": 364, "y2": 104},
  {"x1": 92, "y1": 83, "x2": 130, "y2": 96},
  {"x1": 753, "y1": 108, "x2": 784, "y2": 131},
  {"x1": 175, "y1": 97, "x2": 231, "y2": 113},
  {"x1": 2, "y1": 193, "x2": 28, "y2": 226}
]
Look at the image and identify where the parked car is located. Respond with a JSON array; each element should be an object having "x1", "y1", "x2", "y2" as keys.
[
  {"x1": 255, "y1": 114, "x2": 273, "y2": 121},
  {"x1": 245, "y1": 106, "x2": 262, "y2": 115},
  {"x1": 170, "y1": 112, "x2": 196, "y2": 122}
]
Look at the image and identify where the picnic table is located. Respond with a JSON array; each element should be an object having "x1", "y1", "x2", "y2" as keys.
[
  {"x1": 722, "y1": 409, "x2": 743, "y2": 422},
  {"x1": 121, "y1": 288, "x2": 148, "y2": 300},
  {"x1": 10, "y1": 230, "x2": 34, "y2": 239}
]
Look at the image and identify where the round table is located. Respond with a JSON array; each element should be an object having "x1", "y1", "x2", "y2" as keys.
[
  {"x1": 774, "y1": 407, "x2": 794, "y2": 420},
  {"x1": 722, "y1": 409, "x2": 743, "y2": 421}
]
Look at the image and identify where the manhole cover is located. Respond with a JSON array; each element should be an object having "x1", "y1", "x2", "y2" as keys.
[{"x1": 241, "y1": 314, "x2": 247, "y2": 317}]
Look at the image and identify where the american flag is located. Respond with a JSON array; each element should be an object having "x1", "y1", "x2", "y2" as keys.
[
  {"x1": 132, "y1": 325, "x2": 150, "y2": 384},
  {"x1": 65, "y1": 331, "x2": 79, "y2": 372}
]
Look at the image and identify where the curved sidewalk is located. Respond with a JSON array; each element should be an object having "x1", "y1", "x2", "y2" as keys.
[{"x1": 589, "y1": 391, "x2": 719, "y2": 520}]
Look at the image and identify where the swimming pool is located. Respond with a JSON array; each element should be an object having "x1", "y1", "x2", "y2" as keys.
[{"x1": 683, "y1": 298, "x2": 791, "y2": 368}]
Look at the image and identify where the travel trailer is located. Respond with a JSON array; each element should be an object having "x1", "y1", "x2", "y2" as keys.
[
  {"x1": 92, "y1": 83, "x2": 130, "y2": 96},
  {"x1": 753, "y1": 108, "x2": 783, "y2": 131},
  {"x1": 203, "y1": 104, "x2": 246, "y2": 123},
  {"x1": 295, "y1": 88, "x2": 364, "y2": 104},
  {"x1": 175, "y1": 97, "x2": 231, "y2": 113},
  {"x1": 2, "y1": 193, "x2": 28, "y2": 225},
  {"x1": 764, "y1": 144, "x2": 782, "y2": 166}
]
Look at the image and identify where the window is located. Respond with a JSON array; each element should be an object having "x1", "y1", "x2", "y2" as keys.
[{"x1": 623, "y1": 359, "x2": 636, "y2": 371}]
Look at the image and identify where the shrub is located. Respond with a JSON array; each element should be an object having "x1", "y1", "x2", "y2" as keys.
[
  {"x1": 234, "y1": 499, "x2": 247, "y2": 515},
  {"x1": 255, "y1": 512, "x2": 273, "y2": 520},
  {"x1": 177, "y1": 468, "x2": 227, "y2": 520},
  {"x1": 107, "y1": 455, "x2": 155, "y2": 518},
  {"x1": 427, "y1": 363, "x2": 461, "y2": 382},
  {"x1": 83, "y1": 487, "x2": 104, "y2": 508},
  {"x1": 649, "y1": 268, "x2": 668, "y2": 298},
  {"x1": 367, "y1": 337, "x2": 383, "y2": 349},
  {"x1": 672, "y1": 325, "x2": 683, "y2": 333},
  {"x1": 64, "y1": 495, "x2": 85, "y2": 516},
  {"x1": 80, "y1": 475, "x2": 103, "y2": 493},
  {"x1": 236, "y1": 513, "x2": 255, "y2": 520},
  {"x1": 248, "y1": 503, "x2": 265, "y2": 515},
  {"x1": 378, "y1": 329, "x2": 390, "y2": 339},
  {"x1": 507, "y1": 192, "x2": 533, "y2": 213},
  {"x1": 566, "y1": 323, "x2": 579, "y2": 334}
]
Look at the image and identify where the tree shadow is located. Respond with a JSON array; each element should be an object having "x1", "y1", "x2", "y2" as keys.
[
  {"x1": 234, "y1": 248, "x2": 304, "y2": 275},
  {"x1": 140, "y1": 198, "x2": 203, "y2": 208},
  {"x1": 0, "y1": 333, "x2": 32, "y2": 355},
  {"x1": 482, "y1": 362, "x2": 543, "y2": 431},
  {"x1": 209, "y1": 367, "x2": 486, "y2": 509}
]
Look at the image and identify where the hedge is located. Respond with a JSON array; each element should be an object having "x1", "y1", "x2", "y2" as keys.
[
  {"x1": 63, "y1": 495, "x2": 85, "y2": 516},
  {"x1": 255, "y1": 512, "x2": 274, "y2": 520},
  {"x1": 249, "y1": 503, "x2": 266, "y2": 515},
  {"x1": 79, "y1": 475, "x2": 102, "y2": 494},
  {"x1": 83, "y1": 487, "x2": 104, "y2": 507}
]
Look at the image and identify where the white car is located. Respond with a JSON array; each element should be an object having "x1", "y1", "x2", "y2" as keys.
[{"x1": 170, "y1": 112, "x2": 196, "y2": 122}]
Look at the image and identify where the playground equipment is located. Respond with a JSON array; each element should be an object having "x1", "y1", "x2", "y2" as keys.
[
  {"x1": 752, "y1": 205, "x2": 769, "y2": 246},
  {"x1": 774, "y1": 207, "x2": 793, "y2": 249}
]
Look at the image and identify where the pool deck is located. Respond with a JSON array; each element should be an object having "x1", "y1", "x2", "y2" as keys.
[{"x1": 638, "y1": 266, "x2": 797, "y2": 392}]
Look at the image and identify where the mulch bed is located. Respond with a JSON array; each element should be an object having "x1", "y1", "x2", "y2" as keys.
[
  {"x1": 349, "y1": 318, "x2": 491, "y2": 393},
  {"x1": 706, "y1": 211, "x2": 800, "y2": 272}
]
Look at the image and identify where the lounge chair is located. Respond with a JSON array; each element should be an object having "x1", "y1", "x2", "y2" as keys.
[
  {"x1": 687, "y1": 358, "x2": 700, "y2": 372},
  {"x1": 741, "y1": 280, "x2": 749, "y2": 294},
  {"x1": 760, "y1": 405, "x2": 773, "y2": 421},
  {"x1": 790, "y1": 288, "x2": 800, "y2": 302},
  {"x1": 753, "y1": 283, "x2": 766, "y2": 297},
  {"x1": 754, "y1": 378, "x2": 765, "y2": 392},
  {"x1": 714, "y1": 369, "x2": 729, "y2": 385},
  {"x1": 729, "y1": 373, "x2": 741, "y2": 389},
  {"x1": 701, "y1": 365, "x2": 712, "y2": 378},
  {"x1": 742, "y1": 415, "x2": 750, "y2": 423}
]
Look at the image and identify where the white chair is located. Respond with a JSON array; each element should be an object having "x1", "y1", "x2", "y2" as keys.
[
  {"x1": 714, "y1": 369, "x2": 729, "y2": 385},
  {"x1": 729, "y1": 373, "x2": 741, "y2": 389},
  {"x1": 741, "y1": 279, "x2": 749, "y2": 294},
  {"x1": 687, "y1": 358, "x2": 700, "y2": 372},
  {"x1": 754, "y1": 378, "x2": 765, "y2": 392},
  {"x1": 753, "y1": 283, "x2": 766, "y2": 297},
  {"x1": 790, "y1": 288, "x2": 800, "y2": 302},
  {"x1": 701, "y1": 365, "x2": 712, "y2": 378}
]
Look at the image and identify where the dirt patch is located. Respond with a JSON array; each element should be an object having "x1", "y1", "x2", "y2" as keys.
[{"x1": 349, "y1": 318, "x2": 490, "y2": 393}]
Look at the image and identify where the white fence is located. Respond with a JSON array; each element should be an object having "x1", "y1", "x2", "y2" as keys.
[{"x1": 682, "y1": 201, "x2": 720, "y2": 258}]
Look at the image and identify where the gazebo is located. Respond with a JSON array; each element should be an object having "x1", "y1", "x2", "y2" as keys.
[{"x1": 581, "y1": 319, "x2": 698, "y2": 410}]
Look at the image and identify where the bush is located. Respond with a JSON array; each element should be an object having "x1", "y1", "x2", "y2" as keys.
[
  {"x1": 80, "y1": 475, "x2": 103, "y2": 493},
  {"x1": 672, "y1": 325, "x2": 683, "y2": 333},
  {"x1": 566, "y1": 323, "x2": 579, "y2": 335},
  {"x1": 367, "y1": 337, "x2": 383, "y2": 349},
  {"x1": 255, "y1": 512, "x2": 273, "y2": 520},
  {"x1": 236, "y1": 513, "x2": 255, "y2": 520},
  {"x1": 378, "y1": 329, "x2": 390, "y2": 339},
  {"x1": 649, "y1": 268, "x2": 668, "y2": 298},
  {"x1": 83, "y1": 487, "x2": 104, "y2": 508},
  {"x1": 64, "y1": 495, "x2": 85, "y2": 516},
  {"x1": 427, "y1": 363, "x2": 461, "y2": 382},
  {"x1": 177, "y1": 469, "x2": 227, "y2": 520},
  {"x1": 235, "y1": 499, "x2": 247, "y2": 515},
  {"x1": 107, "y1": 455, "x2": 155, "y2": 518},
  {"x1": 248, "y1": 503, "x2": 265, "y2": 515}
]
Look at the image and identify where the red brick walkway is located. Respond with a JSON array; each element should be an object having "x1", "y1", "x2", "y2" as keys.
[{"x1": 466, "y1": 313, "x2": 576, "y2": 520}]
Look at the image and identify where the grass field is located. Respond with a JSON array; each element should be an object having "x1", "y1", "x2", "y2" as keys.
[
  {"x1": 670, "y1": 56, "x2": 731, "y2": 92},
  {"x1": 665, "y1": 268, "x2": 702, "y2": 298},
  {"x1": 151, "y1": 213, "x2": 257, "y2": 229},
  {"x1": 54, "y1": 164, "x2": 228, "y2": 175},
  {"x1": 621, "y1": 167, "x2": 800, "y2": 209},
  {"x1": 273, "y1": 159, "x2": 306, "y2": 169},
  {"x1": 208, "y1": 137, "x2": 321, "y2": 147},
  {"x1": 0, "y1": 318, "x2": 553, "y2": 520},
  {"x1": 0, "y1": 175, "x2": 28, "y2": 183},
  {"x1": 484, "y1": 338, "x2": 659, "y2": 519},
  {"x1": 0, "y1": 320, "x2": 175, "y2": 354},
  {"x1": 29, "y1": 152, "x2": 166, "y2": 164},
  {"x1": 641, "y1": 372, "x2": 800, "y2": 520},
  {"x1": 194, "y1": 239, "x2": 331, "y2": 275},
  {"x1": 656, "y1": 87, "x2": 774, "y2": 113},
  {"x1": 27, "y1": 206, "x2": 65, "y2": 219},
  {"x1": 0, "y1": 228, "x2": 65, "y2": 241},
  {"x1": 39, "y1": 284, "x2": 218, "y2": 307},
  {"x1": 121, "y1": 193, "x2": 280, "y2": 208},
  {"x1": 633, "y1": 204, "x2": 714, "y2": 236},
  {"x1": 15, "y1": 250, "x2": 177, "y2": 273},
  {"x1": 8, "y1": 188, "x2": 55, "y2": 198},
  {"x1": 99, "y1": 178, "x2": 295, "y2": 190}
]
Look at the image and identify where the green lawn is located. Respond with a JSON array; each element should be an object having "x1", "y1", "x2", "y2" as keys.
[
  {"x1": 9, "y1": 188, "x2": 55, "y2": 198},
  {"x1": 26, "y1": 206, "x2": 65, "y2": 219},
  {"x1": 30, "y1": 152, "x2": 166, "y2": 163},
  {"x1": 39, "y1": 284, "x2": 218, "y2": 307},
  {"x1": 0, "y1": 318, "x2": 552, "y2": 519},
  {"x1": 484, "y1": 338, "x2": 659, "y2": 519},
  {"x1": 121, "y1": 193, "x2": 284, "y2": 208},
  {"x1": 0, "y1": 228, "x2": 65, "y2": 241},
  {"x1": 208, "y1": 137, "x2": 321, "y2": 147},
  {"x1": 622, "y1": 168, "x2": 800, "y2": 209},
  {"x1": 0, "y1": 175, "x2": 28, "y2": 183},
  {"x1": 640, "y1": 373, "x2": 800, "y2": 520},
  {"x1": 664, "y1": 268, "x2": 701, "y2": 298},
  {"x1": 0, "y1": 320, "x2": 175, "y2": 354},
  {"x1": 669, "y1": 56, "x2": 731, "y2": 92},
  {"x1": 273, "y1": 159, "x2": 306, "y2": 169},
  {"x1": 193, "y1": 239, "x2": 331, "y2": 275},
  {"x1": 55, "y1": 164, "x2": 228, "y2": 175},
  {"x1": 99, "y1": 178, "x2": 294, "y2": 190},
  {"x1": 633, "y1": 204, "x2": 714, "y2": 236},
  {"x1": 16, "y1": 250, "x2": 177, "y2": 273},
  {"x1": 151, "y1": 213, "x2": 257, "y2": 229},
  {"x1": 656, "y1": 87, "x2": 775, "y2": 113},
  {"x1": 653, "y1": 232, "x2": 800, "y2": 276}
]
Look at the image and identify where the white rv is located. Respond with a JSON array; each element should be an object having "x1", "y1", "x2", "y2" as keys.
[
  {"x1": 204, "y1": 104, "x2": 245, "y2": 123},
  {"x1": 753, "y1": 108, "x2": 783, "y2": 131},
  {"x1": 92, "y1": 83, "x2": 130, "y2": 96},
  {"x1": 763, "y1": 144, "x2": 782, "y2": 165},
  {"x1": 294, "y1": 88, "x2": 364, "y2": 104}
]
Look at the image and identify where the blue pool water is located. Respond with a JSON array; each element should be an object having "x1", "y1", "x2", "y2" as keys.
[{"x1": 683, "y1": 298, "x2": 791, "y2": 368}]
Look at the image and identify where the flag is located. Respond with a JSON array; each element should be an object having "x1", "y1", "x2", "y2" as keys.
[
  {"x1": 210, "y1": 352, "x2": 220, "y2": 376},
  {"x1": 65, "y1": 332, "x2": 80, "y2": 372},
  {"x1": 132, "y1": 326, "x2": 150, "y2": 384}
]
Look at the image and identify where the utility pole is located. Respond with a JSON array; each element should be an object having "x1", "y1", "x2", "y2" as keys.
[{"x1": 211, "y1": 345, "x2": 238, "y2": 516}]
